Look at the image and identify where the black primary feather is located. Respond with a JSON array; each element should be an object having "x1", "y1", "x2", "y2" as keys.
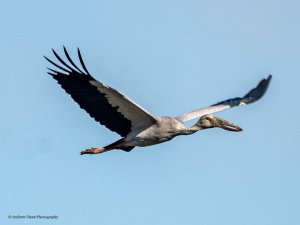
[
  {"x1": 212, "y1": 75, "x2": 272, "y2": 107},
  {"x1": 46, "y1": 48, "x2": 132, "y2": 137}
]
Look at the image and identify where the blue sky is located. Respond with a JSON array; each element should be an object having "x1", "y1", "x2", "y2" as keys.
[{"x1": 1, "y1": 0, "x2": 300, "y2": 224}]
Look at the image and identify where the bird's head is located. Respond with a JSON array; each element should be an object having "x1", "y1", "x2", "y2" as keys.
[{"x1": 197, "y1": 114, "x2": 243, "y2": 132}]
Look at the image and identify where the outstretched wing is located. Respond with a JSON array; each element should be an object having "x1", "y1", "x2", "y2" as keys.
[
  {"x1": 175, "y1": 75, "x2": 272, "y2": 123},
  {"x1": 45, "y1": 47, "x2": 156, "y2": 137}
]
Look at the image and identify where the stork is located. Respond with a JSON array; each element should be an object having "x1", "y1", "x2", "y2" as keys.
[{"x1": 45, "y1": 48, "x2": 272, "y2": 155}]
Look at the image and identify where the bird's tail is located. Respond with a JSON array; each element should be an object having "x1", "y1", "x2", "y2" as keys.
[{"x1": 104, "y1": 138, "x2": 135, "y2": 152}]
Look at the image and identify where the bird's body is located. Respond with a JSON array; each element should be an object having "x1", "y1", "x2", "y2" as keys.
[
  {"x1": 127, "y1": 117, "x2": 186, "y2": 147},
  {"x1": 45, "y1": 48, "x2": 272, "y2": 155}
]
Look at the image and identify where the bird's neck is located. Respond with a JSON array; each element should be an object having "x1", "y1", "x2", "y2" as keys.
[{"x1": 180, "y1": 125, "x2": 203, "y2": 135}]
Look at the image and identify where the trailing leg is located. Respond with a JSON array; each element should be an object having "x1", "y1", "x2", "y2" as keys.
[
  {"x1": 80, "y1": 148, "x2": 107, "y2": 155},
  {"x1": 80, "y1": 138, "x2": 135, "y2": 155}
]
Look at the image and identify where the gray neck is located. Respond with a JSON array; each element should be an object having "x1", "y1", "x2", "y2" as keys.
[{"x1": 180, "y1": 125, "x2": 203, "y2": 135}]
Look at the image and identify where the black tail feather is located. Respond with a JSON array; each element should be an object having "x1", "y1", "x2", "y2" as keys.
[{"x1": 103, "y1": 138, "x2": 135, "y2": 152}]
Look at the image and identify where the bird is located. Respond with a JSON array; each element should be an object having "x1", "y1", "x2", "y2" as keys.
[{"x1": 45, "y1": 47, "x2": 272, "y2": 155}]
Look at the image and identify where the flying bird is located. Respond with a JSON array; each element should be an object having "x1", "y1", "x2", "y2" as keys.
[{"x1": 45, "y1": 48, "x2": 272, "y2": 155}]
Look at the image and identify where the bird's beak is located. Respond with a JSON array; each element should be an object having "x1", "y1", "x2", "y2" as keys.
[{"x1": 214, "y1": 117, "x2": 243, "y2": 132}]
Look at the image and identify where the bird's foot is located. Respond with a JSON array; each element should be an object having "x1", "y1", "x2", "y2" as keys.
[{"x1": 80, "y1": 148, "x2": 106, "y2": 155}]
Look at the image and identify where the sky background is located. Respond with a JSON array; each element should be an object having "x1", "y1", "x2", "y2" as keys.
[{"x1": 1, "y1": 0, "x2": 300, "y2": 224}]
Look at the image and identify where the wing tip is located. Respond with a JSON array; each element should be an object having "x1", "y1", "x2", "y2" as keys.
[
  {"x1": 261, "y1": 74, "x2": 272, "y2": 92},
  {"x1": 45, "y1": 47, "x2": 93, "y2": 77},
  {"x1": 77, "y1": 48, "x2": 91, "y2": 75},
  {"x1": 266, "y1": 74, "x2": 272, "y2": 83}
]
